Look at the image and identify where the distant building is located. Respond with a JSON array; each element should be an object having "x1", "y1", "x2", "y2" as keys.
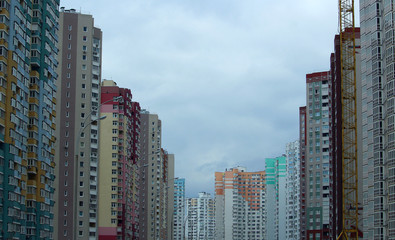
[
  {"x1": 285, "y1": 141, "x2": 301, "y2": 240},
  {"x1": 215, "y1": 167, "x2": 266, "y2": 240},
  {"x1": 54, "y1": 8, "x2": 103, "y2": 240},
  {"x1": 265, "y1": 156, "x2": 287, "y2": 240},
  {"x1": 186, "y1": 192, "x2": 215, "y2": 240},
  {"x1": 302, "y1": 72, "x2": 332, "y2": 240},
  {"x1": 173, "y1": 178, "x2": 186, "y2": 240},
  {"x1": 97, "y1": 80, "x2": 141, "y2": 239},
  {"x1": 139, "y1": 111, "x2": 175, "y2": 240},
  {"x1": 299, "y1": 106, "x2": 307, "y2": 239}
]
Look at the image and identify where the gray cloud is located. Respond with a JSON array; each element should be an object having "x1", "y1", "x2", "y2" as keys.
[{"x1": 61, "y1": 0, "x2": 353, "y2": 197}]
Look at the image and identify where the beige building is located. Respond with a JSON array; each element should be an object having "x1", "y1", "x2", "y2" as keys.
[
  {"x1": 98, "y1": 80, "x2": 141, "y2": 239},
  {"x1": 54, "y1": 8, "x2": 102, "y2": 240}
]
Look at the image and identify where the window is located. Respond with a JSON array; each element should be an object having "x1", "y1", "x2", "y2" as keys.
[
  {"x1": 112, "y1": 161, "x2": 117, "y2": 166},
  {"x1": 82, "y1": 84, "x2": 86, "y2": 89},
  {"x1": 67, "y1": 53, "x2": 71, "y2": 59},
  {"x1": 81, "y1": 93, "x2": 86, "y2": 98},
  {"x1": 66, "y1": 73, "x2": 70, "y2": 78},
  {"x1": 68, "y1": 25, "x2": 72, "y2": 31},
  {"x1": 112, "y1": 129, "x2": 118, "y2": 134},
  {"x1": 68, "y1": 34, "x2": 71, "y2": 40},
  {"x1": 82, "y1": 64, "x2": 86, "y2": 70},
  {"x1": 112, "y1": 145, "x2": 117, "y2": 150},
  {"x1": 82, "y1": 55, "x2": 86, "y2": 60},
  {"x1": 113, "y1": 104, "x2": 118, "y2": 110},
  {"x1": 67, "y1": 63, "x2": 71, "y2": 69},
  {"x1": 82, "y1": 45, "x2": 87, "y2": 51},
  {"x1": 82, "y1": 74, "x2": 86, "y2": 79},
  {"x1": 112, "y1": 153, "x2": 117, "y2": 159},
  {"x1": 68, "y1": 43, "x2": 71, "y2": 49},
  {"x1": 83, "y1": 26, "x2": 87, "y2": 32},
  {"x1": 83, "y1": 36, "x2": 87, "y2": 41},
  {"x1": 81, "y1": 103, "x2": 85, "y2": 108},
  {"x1": 112, "y1": 121, "x2": 118, "y2": 126},
  {"x1": 80, "y1": 191, "x2": 84, "y2": 197}
]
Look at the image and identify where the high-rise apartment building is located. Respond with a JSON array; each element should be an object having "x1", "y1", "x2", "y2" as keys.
[
  {"x1": 98, "y1": 80, "x2": 141, "y2": 239},
  {"x1": 299, "y1": 30, "x2": 361, "y2": 240},
  {"x1": 302, "y1": 72, "x2": 332, "y2": 240},
  {"x1": 186, "y1": 192, "x2": 215, "y2": 240},
  {"x1": 265, "y1": 156, "x2": 287, "y2": 240},
  {"x1": 54, "y1": 9, "x2": 102, "y2": 240},
  {"x1": 360, "y1": 0, "x2": 394, "y2": 238},
  {"x1": 285, "y1": 141, "x2": 301, "y2": 240},
  {"x1": 329, "y1": 28, "x2": 362, "y2": 238},
  {"x1": 215, "y1": 167, "x2": 266, "y2": 240},
  {"x1": 139, "y1": 111, "x2": 175, "y2": 240},
  {"x1": 173, "y1": 178, "x2": 186, "y2": 240},
  {"x1": 0, "y1": 0, "x2": 59, "y2": 239},
  {"x1": 299, "y1": 106, "x2": 307, "y2": 240}
]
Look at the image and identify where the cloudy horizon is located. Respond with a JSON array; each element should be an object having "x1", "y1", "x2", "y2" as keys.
[{"x1": 60, "y1": 0, "x2": 358, "y2": 197}]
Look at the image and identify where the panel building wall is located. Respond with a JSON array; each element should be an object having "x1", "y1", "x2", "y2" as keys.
[
  {"x1": 215, "y1": 167, "x2": 266, "y2": 240},
  {"x1": 285, "y1": 141, "x2": 300, "y2": 240},
  {"x1": 0, "y1": 0, "x2": 59, "y2": 239},
  {"x1": 98, "y1": 79, "x2": 141, "y2": 239},
  {"x1": 186, "y1": 192, "x2": 215, "y2": 240},
  {"x1": 360, "y1": 0, "x2": 395, "y2": 238},
  {"x1": 173, "y1": 178, "x2": 186, "y2": 240},
  {"x1": 54, "y1": 8, "x2": 102, "y2": 240},
  {"x1": 139, "y1": 111, "x2": 174, "y2": 240}
]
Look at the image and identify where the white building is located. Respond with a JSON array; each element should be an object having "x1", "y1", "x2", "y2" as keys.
[
  {"x1": 186, "y1": 192, "x2": 215, "y2": 240},
  {"x1": 285, "y1": 141, "x2": 300, "y2": 240},
  {"x1": 215, "y1": 167, "x2": 266, "y2": 240},
  {"x1": 173, "y1": 178, "x2": 186, "y2": 240}
]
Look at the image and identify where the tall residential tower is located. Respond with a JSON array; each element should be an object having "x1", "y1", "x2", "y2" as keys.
[
  {"x1": 139, "y1": 111, "x2": 175, "y2": 240},
  {"x1": 215, "y1": 167, "x2": 266, "y2": 240},
  {"x1": 186, "y1": 192, "x2": 215, "y2": 240},
  {"x1": 98, "y1": 80, "x2": 141, "y2": 239},
  {"x1": 0, "y1": 0, "x2": 59, "y2": 239},
  {"x1": 360, "y1": 0, "x2": 395, "y2": 238},
  {"x1": 173, "y1": 178, "x2": 186, "y2": 240},
  {"x1": 54, "y1": 9, "x2": 102, "y2": 240}
]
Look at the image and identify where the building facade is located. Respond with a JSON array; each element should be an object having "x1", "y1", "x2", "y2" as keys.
[
  {"x1": 186, "y1": 192, "x2": 215, "y2": 240},
  {"x1": 0, "y1": 0, "x2": 59, "y2": 239},
  {"x1": 303, "y1": 72, "x2": 332, "y2": 240},
  {"x1": 329, "y1": 28, "x2": 362, "y2": 239},
  {"x1": 360, "y1": 0, "x2": 395, "y2": 238},
  {"x1": 215, "y1": 167, "x2": 266, "y2": 240},
  {"x1": 173, "y1": 178, "x2": 186, "y2": 240},
  {"x1": 299, "y1": 106, "x2": 307, "y2": 240},
  {"x1": 265, "y1": 156, "x2": 286, "y2": 240},
  {"x1": 54, "y1": 9, "x2": 102, "y2": 240},
  {"x1": 139, "y1": 111, "x2": 174, "y2": 240},
  {"x1": 98, "y1": 80, "x2": 141, "y2": 239},
  {"x1": 285, "y1": 141, "x2": 301, "y2": 240}
]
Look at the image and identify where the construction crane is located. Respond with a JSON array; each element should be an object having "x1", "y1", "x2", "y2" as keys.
[{"x1": 337, "y1": 0, "x2": 359, "y2": 239}]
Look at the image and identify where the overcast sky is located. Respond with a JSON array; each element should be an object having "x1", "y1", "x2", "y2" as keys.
[{"x1": 61, "y1": 0, "x2": 359, "y2": 197}]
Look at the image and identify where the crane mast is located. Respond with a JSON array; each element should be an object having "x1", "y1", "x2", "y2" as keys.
[{"x1": 337, "y1": 0, "x2": 358, "y2": 239}]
